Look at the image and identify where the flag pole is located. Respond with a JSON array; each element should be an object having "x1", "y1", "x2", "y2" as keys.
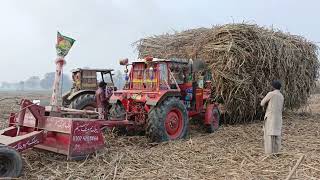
[
  {"x1": 50, "y1": 57, "x2": 66, "y2": 108},
  {"x1": 49, "y1": 32, "x2": 75, "y2": 111}
]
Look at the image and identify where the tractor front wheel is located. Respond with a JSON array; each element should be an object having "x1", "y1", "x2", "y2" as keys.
[
  {"x1": 147, "y1": 97, "x2": 189, "y2": 142},
  {"x1": 109, "y1": 102, "x2": 129, "y2": 135},
  {"x1": 0, "y1": 145, "x2": 23, "y2": 178}
]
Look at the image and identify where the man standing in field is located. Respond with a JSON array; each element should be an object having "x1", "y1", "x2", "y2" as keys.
[
  {"x1": 96, "y1": 81, "x2": 107, "y2": 119},
  {"x1": 260, "y1": 80, "x2": 284, "y2": 154}
]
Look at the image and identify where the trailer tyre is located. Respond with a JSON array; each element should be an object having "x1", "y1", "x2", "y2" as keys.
[
  {"x1": 69, "y1": 94, "x2": 96, "y2": 110},
  {"x1": 147, "y1": 97, "x2": 189, "y2": 142},
  {"x1": 0, "y1": 145, "x2": 23, "y2": 178}
]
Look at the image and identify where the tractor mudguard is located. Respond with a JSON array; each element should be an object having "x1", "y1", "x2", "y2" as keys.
[
  {"x1": 62, "y1": 90, "x2": 71, "y2": 100},
  {"x1": 146, "y1": 91, "x2": 181, "y2": 106},
  {"x1": 66, "y1": 90, "x2": 96, "y2": 102},
  {"x1": 110, "y1": 91, "x2": 181, "y2": 106}
]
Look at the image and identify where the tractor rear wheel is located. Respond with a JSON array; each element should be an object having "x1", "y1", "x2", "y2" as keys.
[
  {"x1": 69, "y1": 94, "x2": 96, "y2": 110},
  {"x1": 206, "y1": 107, "x2": 221, "y2": 133},
  {"x1": 147, "y1": 97, "x2": 189, "y2": 142},
  {"x1": 0, "y1": 145, "x2": 22, "y2": 178}
]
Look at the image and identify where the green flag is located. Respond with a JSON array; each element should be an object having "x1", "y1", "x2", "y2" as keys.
[{"x1": 56, "y1": 32, "x2": 75, "y2": 57}]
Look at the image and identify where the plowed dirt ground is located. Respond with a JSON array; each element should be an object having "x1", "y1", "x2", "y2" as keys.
[{"x1": 0, "y1": 91, "x2": 319, "y2": 180}]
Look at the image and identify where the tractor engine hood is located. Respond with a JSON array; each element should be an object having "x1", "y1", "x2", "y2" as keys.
[{"x1": 110, "y1": 90, "x2": 168, "y2": 106}]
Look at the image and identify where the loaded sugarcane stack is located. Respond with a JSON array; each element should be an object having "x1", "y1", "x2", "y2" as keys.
[{"x1": 137, "y1": 23, "x2": 319, "y2": 123}]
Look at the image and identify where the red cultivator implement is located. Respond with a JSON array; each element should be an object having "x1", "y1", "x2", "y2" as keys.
[{"x1": 0, "y1": 99, "x2": 131, "y2": 177}]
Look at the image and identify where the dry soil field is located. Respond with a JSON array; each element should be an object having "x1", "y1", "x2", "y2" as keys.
[{"x1": 0, "y1": 91, "x2": 320, "y2": 180}]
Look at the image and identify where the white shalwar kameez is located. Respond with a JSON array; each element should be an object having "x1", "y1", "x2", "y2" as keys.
[{"x1": 260, "y1": 89, "x2": 284, "y2": 154}]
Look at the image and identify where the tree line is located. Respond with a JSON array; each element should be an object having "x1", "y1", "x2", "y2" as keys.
[
  {"x1": 0, "y1": 72, "x2": 72, "y2": 92},
  {"x1": 0, "y1": 70, "x2": 125, "y2": 91}
]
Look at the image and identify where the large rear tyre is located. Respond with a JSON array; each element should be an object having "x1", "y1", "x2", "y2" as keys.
[
  {"x1": 0, "y1": 145, "x2": 23, "y2": 178},
  {"x1": 69, "y1": 94, "x2": 96, "y2": 110},
  {"x1": 147, "y1": 97, "x2": 189, "y2": 142}
]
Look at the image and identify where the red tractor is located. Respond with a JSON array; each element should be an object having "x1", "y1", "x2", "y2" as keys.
[{"x1": 109, "y1": 57, "x2": 221, "y2": 142}]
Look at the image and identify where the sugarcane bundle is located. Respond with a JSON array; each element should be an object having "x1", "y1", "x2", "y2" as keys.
[{"x1": 136, "y1": 23, "x2": 319, "y2": 123}]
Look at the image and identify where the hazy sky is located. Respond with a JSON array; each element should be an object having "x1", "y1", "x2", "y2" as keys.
[{"x1": 0, "y1": 0, "x2": 319, "y2": 82}]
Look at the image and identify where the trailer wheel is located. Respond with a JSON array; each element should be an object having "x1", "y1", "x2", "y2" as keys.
[
  {"x1": 0, "y1": 145, "x2": 23, "y2": 178},
  {"x1": 147, "y1": 97, "x2": 189, "y2": 142},
  {"x1": 69, "y1": 94, "x2": 96, "y2": 111},
  {"x1": 206, "y1": 107, "x2": 220, "y2": 133}
]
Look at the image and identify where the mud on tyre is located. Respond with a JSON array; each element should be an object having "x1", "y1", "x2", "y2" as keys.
[{"x1": 146, "y1": 97, "x2": 189, "y2": 142}]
